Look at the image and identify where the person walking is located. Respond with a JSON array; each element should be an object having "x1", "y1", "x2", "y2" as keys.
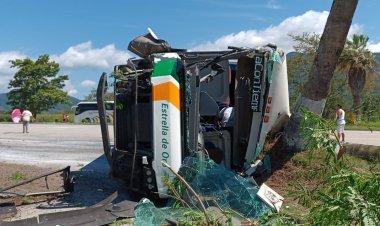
[
  {"x1": 21, "y1": 107, "x2": 33, "y2": 133},
  {"x1": 335, "y1": 104, "x2": 346, "y2": 143}
]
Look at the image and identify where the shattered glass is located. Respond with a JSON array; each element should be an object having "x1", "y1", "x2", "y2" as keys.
[
  {"x1": 134, "y1": 154, "x2": 271, "y2": 225},
  {"x1": 134, "y1": 199, "x2": 181, "y2": 226}
]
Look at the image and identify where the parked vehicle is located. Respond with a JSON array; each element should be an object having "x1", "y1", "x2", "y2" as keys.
[{"x1": 73, "y1": 101, "x2": 113, "y2": 123}]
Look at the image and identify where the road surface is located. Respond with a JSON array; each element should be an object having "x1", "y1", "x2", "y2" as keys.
[
  {"x1": 345, "y1": 130, "x2": 380, "y2": 146},
  {"x1": 0, "y1": 123, "x2": 113, "y2": 170},
  {"x1": 0, "y1": 124, "x2": 378, "y2": 169},
  {"x1": 0, "y1": 123, "x2": 134, "y2": 221}
]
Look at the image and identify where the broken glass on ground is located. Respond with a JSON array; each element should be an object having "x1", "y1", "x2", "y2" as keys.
[{"x1": 134, "y1": 155, "x2": 271, "y2": 226}]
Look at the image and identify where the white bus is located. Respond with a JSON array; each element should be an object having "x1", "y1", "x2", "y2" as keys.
[{"x1": 72, "y1": 101, "x2": 114, "y2": 123}]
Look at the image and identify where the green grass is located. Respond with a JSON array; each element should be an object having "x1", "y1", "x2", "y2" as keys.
[
  {"x1": 274, "y1": 150, "x2": 380, "y2": 223},
  {"x1": 34, "y1": 112, "x2": 75, "y2": 123},
  {"x1": 0, "y1": 112, "x2": 75, "y2": 123},
  {"x1": 9, "y1": 171, "x2": 26, "y2": 182},
  {"x1": 110, "y1": 218, "x2": 134, "y2": 226},
  {"x1": 77, "y1": 163, "x2": 85, "y2": 168},
  {"x1": 345, "y1": 120, "x2": 380, "y2": 131},
  {"x1": 0, "y1": 113, "x2": 11, "y2": 122}
]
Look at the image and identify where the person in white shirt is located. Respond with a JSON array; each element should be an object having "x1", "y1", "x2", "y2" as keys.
[
  {"x1": 335, "y1": 104, "x2": 346, "y2": 143},
  {"x1": 21, "y1": 107, "x2": 33, "y2": 133}
]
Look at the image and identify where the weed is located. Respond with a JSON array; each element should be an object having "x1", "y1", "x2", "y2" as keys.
[
  {"x1": 9, "y1": 171, "x2": 26, "y2": 182},
  {"x1": 345, "y1": 120, "x2": 380, "y2": 131},
  {"x1": 259, "y1": 212, "x2": 300, "y2": 226},
  {"x1": 296, "y1": 109, "x2": 380, "y2": 225},
  {"x1": 77, "y1": 163, "x2": 85, "y2": 168},
  {"x1": 110, "y1": 218, "x2": 134, "y2": 226}
]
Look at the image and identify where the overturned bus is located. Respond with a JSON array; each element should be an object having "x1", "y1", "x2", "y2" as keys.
[{"x1": 97, "y1": 30, "x2": 290, "y2": 197}]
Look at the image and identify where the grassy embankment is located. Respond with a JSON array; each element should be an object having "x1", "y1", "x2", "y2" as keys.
[
  {"x1": 0, "y1": 112, "x2": 75, "y2": 123},
  {"x1": 262, "y1": 146, "x2": 380, "y2": 223},
  {"x1": 345, "y1": 120, "x2": 380, "y2": 131}
]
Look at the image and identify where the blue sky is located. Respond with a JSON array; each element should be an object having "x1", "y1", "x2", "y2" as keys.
[{"x1": 0, "y1": 0, "x2": 379, "y2": 99}]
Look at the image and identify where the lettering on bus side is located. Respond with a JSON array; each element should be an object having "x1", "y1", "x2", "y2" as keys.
[
  {"x1": 251, "y1": 56, "x2": 264, "y2": 112},
  {"x1": 161, "y1": 103, "x2": 170, "y2": 163}
]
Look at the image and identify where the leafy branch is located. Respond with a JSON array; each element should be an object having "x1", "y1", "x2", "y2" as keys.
[
  {"x1": 162, "y1": 161, "x2": 211, "y2": 225},
  {"x1": 296, "y1": 108, "x2": 380, "y2": 225}
]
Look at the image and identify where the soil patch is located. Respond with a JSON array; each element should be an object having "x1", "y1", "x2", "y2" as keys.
[
  {"x1": 0, "y1": 162, "x2": 64, "y2": 205},
  {"x1": 0, "y1": 160, "x2": 132, "y2": 221}
]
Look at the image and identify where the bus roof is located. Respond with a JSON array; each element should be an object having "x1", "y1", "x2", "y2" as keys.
[{"x1": 75, "y1": 101, "x2": 114, "y2": 105}]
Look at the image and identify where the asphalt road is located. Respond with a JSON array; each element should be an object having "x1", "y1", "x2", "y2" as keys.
[
  {"x1": 0, "y1": 123, "x2": 135, "y2": 221},
  {"x1": 345, "y1": 130, "x2": 380, "y2": 146},
  {"x1": 0, "y1": 124, "x2": 378, "y2": 170},
  {"x1": 0, "y1": 123, "x2": 113, "y2": 170}
]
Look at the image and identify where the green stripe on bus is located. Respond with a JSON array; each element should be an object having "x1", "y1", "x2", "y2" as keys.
[{"x1": 152, "y1": 59, "x2": 179, "y2": 82}]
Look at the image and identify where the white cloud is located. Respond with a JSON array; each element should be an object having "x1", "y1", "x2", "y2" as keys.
[
  {"x1": 80, "y1": 80, "x2": 96, "y2": 88},
  {"x1": 192, "y1": 10, "x2": 362, "y2": 53},
  {"x1": 0, "y1": 51, "x2": 27, "y2": 77},
  {"x1": 0, "y1": 51, "x2": 28, "y2": 92},
  {"x1": 265, "y1": 0, "x2": 281, "y2": 9},
  {"x1": 52, "y1": 41, "x2": 131, "y2": 69},
  {"x1": 368, "y1": 42, "x2": 380, "y2": 52},
  {"x1": 64, "y1": 80, "x2": 78, "y2": 97}
]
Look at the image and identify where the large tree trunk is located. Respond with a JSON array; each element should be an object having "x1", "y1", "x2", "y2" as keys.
[
  {"x1": 352, "y1": 94, "x2": 361, "y2": 122},
  {"x1": 282, "y1": 0, "x2": 358, "y2": 152},
  {"x1": 348, "y1": 67, "x2": 366, "y2": 123}
]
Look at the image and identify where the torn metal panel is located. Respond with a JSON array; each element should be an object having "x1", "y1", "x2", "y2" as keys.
[
  {"x1": 0, "y1": 192, "x2": 136, "y2": 226},
  {"x1": 105, "y1": 200, "x2": 136, "y2": 218},
  {"x1": 0, "y1": 217, "x2": 38, "y2": 226}
]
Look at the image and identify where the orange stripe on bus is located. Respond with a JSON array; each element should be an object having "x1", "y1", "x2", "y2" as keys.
[{"x1": 152, "y1": 82, "x2": 180, "y2": 110}]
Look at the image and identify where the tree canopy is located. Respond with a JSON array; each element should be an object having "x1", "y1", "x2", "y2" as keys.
[
  {"x1": 287, "y1": 33, "x2": 351, "y2": 119},
  {"x1": 7, "y1": 55, "x2": 70, "y2": 117},
  {"x1": 338, "y1": 34, "x2": 377, "y2": 121}
]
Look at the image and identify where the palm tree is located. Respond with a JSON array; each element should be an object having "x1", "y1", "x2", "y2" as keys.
[
  {"x1": 283, "y1": 0, "x2": 358, "y2": 152},
  {"x1": 338, "y1": 34, "x2": 377, "y2": 122}
]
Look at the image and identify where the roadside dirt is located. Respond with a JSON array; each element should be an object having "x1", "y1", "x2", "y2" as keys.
[
  {"x1": 0, "y1": 161, "x2": 131, "y2": 221},
  {"x1": 254, "y1": 136, "x2": 313, "y2": 218},
  {"x1": 0, "y1": 162, "x2": 63, "y2": 204}
]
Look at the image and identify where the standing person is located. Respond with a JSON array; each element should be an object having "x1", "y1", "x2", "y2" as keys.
[
  {"x1": 335, "y1": 104, "x2": 346, "y2": 143},
  {"x1": 63, "y1": 113, "x2": 68, "y2": 122},
  {"x1": 21, "y1": 107, "x2": 33, "y2": 133}
]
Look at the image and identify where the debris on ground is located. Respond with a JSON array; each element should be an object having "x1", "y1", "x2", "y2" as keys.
[
  {"x1": 0, "y1": 192, "x2": 136, "y2": 226},
  {"x1": 134, "y1": 155, "x2": 273, "y2": 226},
  {"x1": 0, "y1": 166, "x2": 74, "y2": 199}
]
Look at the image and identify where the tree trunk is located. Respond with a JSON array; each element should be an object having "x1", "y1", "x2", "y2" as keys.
[
  {"x1": 282, "y1": 0, "x2": 358, "y2": 152},
  {"x1": 348, "y1": 67, "x2": 366, "y2": 123},
  {"x1": 352, "y1": 94, "x2": 361, "y2": 122}
]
